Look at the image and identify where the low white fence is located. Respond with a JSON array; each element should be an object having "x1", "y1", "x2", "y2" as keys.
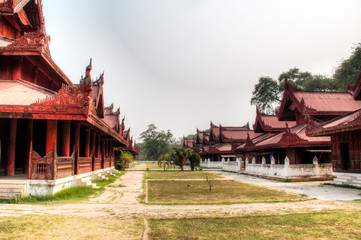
[
  {"x1": 200, "y1": 156, "x2": 332, "y2": 178},
  {"x1": 245, "y1": 156, "x2": 332, "y2": 178},
  {"x1": 200, "y1": 158, "x2": 223, "y2": 168},
  {"x1": 200, "y1": 158, "x2": 242, "y2": 172}
]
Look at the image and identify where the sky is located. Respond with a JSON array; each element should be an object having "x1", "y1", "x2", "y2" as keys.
[{"x1": 42, "y1": 0, "x2": 361, "y2": 142}]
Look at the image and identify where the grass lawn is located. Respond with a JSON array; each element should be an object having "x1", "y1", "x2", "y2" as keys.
[
  {"x1": 0, "y1": 171, "x2": 125, "y2": 204},
  {"x1": 0, "y1": 214, "x2": 143, "y2": 240},
  {"x1": 147, "y1": 180, "x2": 304, "y2": 204},
  {"x1": 148, "y1": 211, "x2": 361, "y2": 240},
  {"x1": 146, "y1": 171, "x2": 223, "y2": 179}
]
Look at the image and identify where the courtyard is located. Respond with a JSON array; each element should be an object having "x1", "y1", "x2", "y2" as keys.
[{"x1": 0, "y1": 163, "x2": 360, "y2": 239}]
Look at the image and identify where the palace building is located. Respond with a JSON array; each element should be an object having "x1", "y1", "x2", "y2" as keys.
[{"x1": 0, "y1": 0, "x2": 138, "y2": 198}]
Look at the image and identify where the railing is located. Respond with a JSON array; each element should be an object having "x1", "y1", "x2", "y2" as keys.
[
  {"x1": 29, "y1": 150, "x2": 54, "y2": 180},
  {"x1": 56, "y1": 154, "x2": 74, "y2": 179},
  {"x1": 103, "y1": 157, "x2": 111, "y2": 169},
  {"x1": 94, "y1": 157, "x2": 102, "y2": 171},
  {"x1": 78, "y1": 157, "x2": 92, "y2": 174}
]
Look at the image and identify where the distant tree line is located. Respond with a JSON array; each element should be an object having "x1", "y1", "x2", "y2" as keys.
[
  {"x1": 251, "y1": 43, "x2": 361, "y2": 113},
  {"x1": 138, "y1": 124, "x2": 182, "y2": 160}
]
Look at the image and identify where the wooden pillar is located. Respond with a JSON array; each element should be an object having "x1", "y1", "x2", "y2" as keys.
[
  {"x1": 61, "y1": 121, "x2": 71, "y2": 157},
  {"x1": 91, "y1": 130, "x2": 96, "y2": 157},
  {"x1": 46, "y1": 120, "x2": 57, "y2": 154},
  {"x1": 84, "y1": 128, "x2": 91, "y2": 157},
  {"x1": 91, "y1": 130, "x2": 96, "y2": 170},
  {"x1": 73, "y1": 123, "x2": 80, "y2": 174},
  {"x1": 102, "y1": 139, "x2": 105, "y2": 168},
  {"x1": 96, "y1": 133, "x2": 100, "y2": 157},
  {"x1": 105, "y1": 140, "x2": 108, "y2": 157},
  {"x1": 6, "y1": 119, "x2": 17, "y2": 176},
  {"x1": 12, "y1": 57, "x2": 22, "y2": 80},
  {"x1": 25, "y1": 119, "x2": 33, "y2": 174},
  {"x1": 33, "y1": 67, "x2": 38, "y2": 85}
]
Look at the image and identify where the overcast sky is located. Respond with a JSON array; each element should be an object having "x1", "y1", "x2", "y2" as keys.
[{"x1": 43, "y1": 0, "x2": 361, "y2": 142}]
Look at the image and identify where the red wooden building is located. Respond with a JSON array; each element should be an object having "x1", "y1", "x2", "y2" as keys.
[
  {"x1": 0, "y1": 0, "x2": 137, "y2": 197},
  {"x1": 307, "y1": 70, "x2": 361, "y2": 186}
]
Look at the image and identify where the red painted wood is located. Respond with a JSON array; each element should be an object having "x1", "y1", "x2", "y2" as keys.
[
  {"x1": 46, "y1": 120, "x2": 57, "y2": 154},
  {"x1": 84, "y1": 128, "x2": 90, "y2": 157},
  {"x1": 61, "y1": 120, "x2": 71, "y2": 157},
  {"x1": 24, "y1": 119, "x2": 33, "y2": 174},
  {"x1": 6, "y1": 119, "x2": 17, "y2": 176}
]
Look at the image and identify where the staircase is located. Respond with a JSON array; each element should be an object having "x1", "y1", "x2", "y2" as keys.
[
  {"x1": 75, "y1": 176, "x2": 101, "y2": 189},
  {"x1": 332, "y1": 173, "x2": 361, "y2": 188},
  {"x1": 0, "y1": 181, "x2": 28, "y2": 200}
]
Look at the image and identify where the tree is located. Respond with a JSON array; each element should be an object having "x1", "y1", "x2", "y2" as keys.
[
  {"x1": 189, "y1": 151, "x2": 201, "y2": 171},
  {"x1": 114, "y1": 150, "x2": 134, "y2": 170},
  {"x1": 333, "y1": 43, "x2": 361, "y2": 91},
  {"x1": 158, "y1": 153, "x2": 174, "y2": 170},
  {"x1": 139, "y1": 124, "x2": 174, "y2": 160},
  {"x1": 171, "y1": 147, "x2": 192, "y2": 171},
  {"x1": 250, "y1": 76, "x2": 281, "y2": 114},
  {"x1": 251, "y1": 68, "x2": 341, "y2": 113}
]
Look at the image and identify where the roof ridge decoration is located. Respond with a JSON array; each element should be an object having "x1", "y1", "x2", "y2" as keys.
[
  {"x1": 31, "y1": 61, "x2": 93, "y2": 112},
  {"x1": 279, "y1": 123, "x2": 308, "y2": 146},
  {"x1": 93, "y1": 72, "x2": 104, "y2": 86},
  {"x1": 347, "y1": 67, "x2": 361, "y2": 100},
  {"x1": 244, "y1": 133, "x2": 256, "y2": 150},
  {"x1": 7, "y1": 28, "x2": 51, "y2": 55}
]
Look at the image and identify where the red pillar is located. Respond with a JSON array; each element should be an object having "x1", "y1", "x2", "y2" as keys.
[
  {"x1": 96, "y1": 133, "x2": 100, "y2": 157},
  {"x1": 105, "y1": 140, "x2": 108, "y2": 157},
  {"x1": 91, "y1": 130, "x2": 96, "y2": 157},
  {"x1": 61, "y1": 121, "x2": 71, "y2": 157},
  {"x1": 102, "y1": 139, "x2": 105, "y2": 168},
  {"x1": 91, "y1": 130, "x2": 96, "y2": 170},
  {"x1": 12, "y1": 57, "x2": 22, "y2": 80},
  {"x1": 46, "y1": 120, "x2": 57, "y2": 154},
  {"x1": 73, "y1": 123, "x2": 80, "y2": 174},
  {"x1": 84, "y1": 128, "x2": 91, "y2": 157},
  {"x1": 25, "y1": 119, "x2": 33, "y2": 174},
  {"x1": 6, "y1": 119, "x2": 17, "y2": 176}
]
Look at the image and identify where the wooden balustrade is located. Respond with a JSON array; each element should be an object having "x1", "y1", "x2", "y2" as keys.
[
  {"x1": 103, "y1": 157, "x2": 110, "y2": 169},
  {"x1": 29, "y1": 150, "x2": 54, "y2": 180},
  {"x1": 56, "y1": 153, "x2": 74, "y2": 179},
  {"x1": 94, "y1": 157, "x2": 102, "y2": 171},
  {"x1": 78, "y1": 157, "x2": 92, "y2": 174}
]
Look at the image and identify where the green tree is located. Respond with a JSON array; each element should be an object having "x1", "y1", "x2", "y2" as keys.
[
  {"x1": 333, "y1": 43, "x2": 361, "y2": 91},
  {"x1": 171, "y1": 147, "x2": 192, "y2": 171},
  {"x1": 250, "y1": 76, "x2": 281, "y2": 114},
  {"x1": 189, "y1": 151, "x2": 201, "y2": 171},
  {"x1": 114, "y1": 150, "x2": 134, "y2": 170},
  {"x1": 158, "y1": 153, "x2": 174, "y2": 170},
  {"x1": 251, "y1": 68, "x2": 341, "y2": 113},
  {"x1": 139, "y1": 124, "x2": 174, "y2": 160}
]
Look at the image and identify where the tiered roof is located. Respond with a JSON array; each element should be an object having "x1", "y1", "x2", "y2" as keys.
[
  {"x1": 307, "y1": 69, "x2": 361, "y2": 137},
  {"x1": 0, "y1": 0, "x2": 139, "y2": 151}
]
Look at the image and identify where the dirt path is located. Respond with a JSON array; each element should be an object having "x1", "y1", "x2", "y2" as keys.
[{"x1": 0, "y1": 166, "x2": 360, "y2": 219}]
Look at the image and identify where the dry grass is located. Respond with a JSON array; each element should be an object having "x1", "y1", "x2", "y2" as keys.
[
  {"x1": 145, "y1": 171, "x2": 223, "y2": 179},
  {"x1": 0, "y1": 214, "x2": 144, "y2": 240},
  {"x1": 147, "y1": 180, "x2": 304, "y2": 205},
  {"x1": 148, "y1": 211, "x2": 361, "y2": 240}
]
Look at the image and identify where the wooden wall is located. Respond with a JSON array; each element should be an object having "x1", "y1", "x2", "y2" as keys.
[{"x1": 332, "y1": 130, "x2": 361, "y2": 173}]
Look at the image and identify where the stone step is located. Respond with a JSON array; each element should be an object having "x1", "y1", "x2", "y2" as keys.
[
  {"x1": 0, "y1": 183, "x2": 26, "y2": 200},
  {"x1": 0, "y1": 188, "x2": 23, "y2": 193},
  {"x1": 91, "y1": 183, "x2": 101, "y2": 189},
  {"x1": 0, "y1": 184, "x2": 26, "y2": 189},
  {"x1": 334, "y1": 175, "x2": 352, "y2": 180},
  {"x1": 0, "y1": 192, "x2": 22, "y2": 200}
]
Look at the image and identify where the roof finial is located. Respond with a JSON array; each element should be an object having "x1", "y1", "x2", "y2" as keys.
[{"x1": 85, "y1": 58, "x2": 92, "y2": 79}]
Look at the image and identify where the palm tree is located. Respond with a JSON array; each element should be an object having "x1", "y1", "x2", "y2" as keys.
[{"x1": 172, "y1": 147, "x2": 192, "y2": 171}]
